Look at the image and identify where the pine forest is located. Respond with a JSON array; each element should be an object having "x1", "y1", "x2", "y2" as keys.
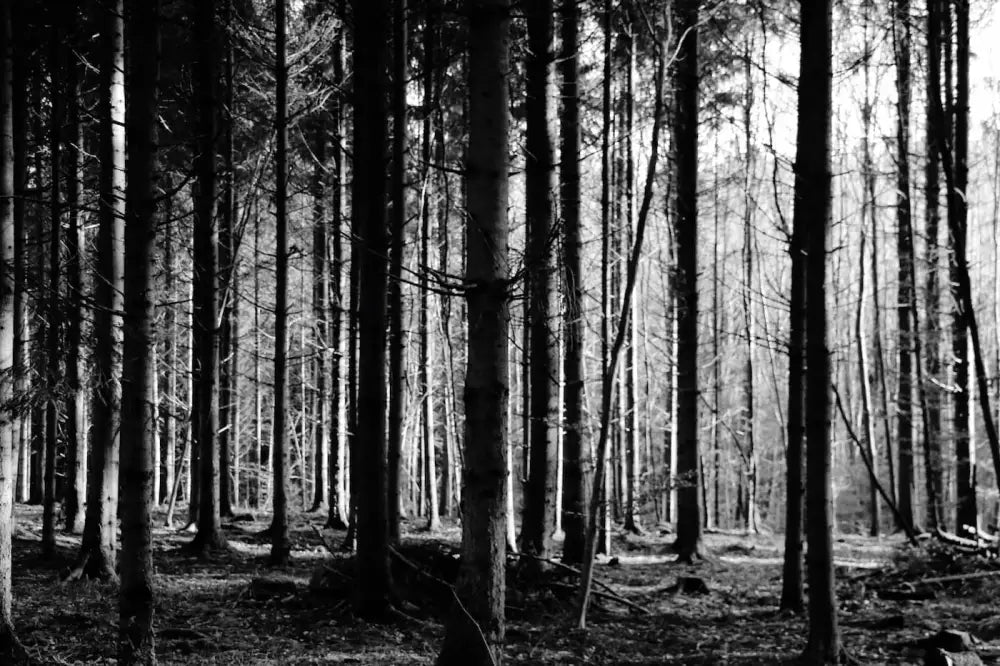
[{"x1": 1, "y1": 0, "x2": 999, "y2": 663}]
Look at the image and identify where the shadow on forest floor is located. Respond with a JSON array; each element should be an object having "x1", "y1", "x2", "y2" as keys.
[{"x1": 9, "y1": 505, "x2": 994, "y2": 664}]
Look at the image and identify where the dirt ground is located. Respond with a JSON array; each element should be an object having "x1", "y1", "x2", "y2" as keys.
[{"x1": 9, "y1": 505, "x2": 1000, "y2": 664}]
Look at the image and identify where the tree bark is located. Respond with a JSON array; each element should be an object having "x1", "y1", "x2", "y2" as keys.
[
  {"x1": 10, "y1": 4, "x2": 27, "y2": 508},
  {"x1": 418, "y1": 0, "x2": 440, "y2": 534},
  {"x1": 42, "y1": 10, "x2": 64, "y2": 558},
  {"x1": 520, "y1": 0, "x2": 558, "y2": 569},
  {"x1": 559, "y1": 0, "x2": 587, "y2": 566},
  {"x1": 118, "y1": 0, "x2": 160, "y2": 660},
  {"x1": 326, "y1": 0, "x2": 348, "y2": 531},
  {"x1": 672, "y1": 0, "x2": 703, "y2": 563},
  {"x1": 797, "y1": 1, "x2": 840, "y2": 661},
  {"x1": 64, "y1": 37, "x2": 87, "y2": 533},
  {"x1": 0, "y1": 1, "x2": 27, "y2": 657},
  {"x1": 69, "y1": 0, "x2": 126, "y2": 582},
  {"x1": 219, "y1": 0, "x2": 237, "y2": 518},
  {"x1": 386, "y1": 0, "x2": 406, "y2": 542},
  {"x1": 949, "y1": 0, "x2": 976, "y2": 532},
  {"x1": 309, "y1": 123, "x2": 330, "y2": 516},
  {"x1": 436, "y1": 2, "x2": 509, "y2": 661},
  {"x1": 352, "y1": 0, "x2": 393, "y2": 615},
  {"x1": 190, "y1": 0, "x2": 227, "y2": 553},
  {"x1": 270, "y1": 0, "x2": 291, "y2": 565}
]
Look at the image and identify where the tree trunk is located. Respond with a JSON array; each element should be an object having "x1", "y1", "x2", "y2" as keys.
[
  {"x1": 672, "y1": 0, "x2": 703, "y2": 563},
  {"x1": 386, "y1": 0, "x2": 406, "y2": 542},
  {"x1": 579, "y1": 25, "x2": 666, "y2": 626},
  {"x1": 797, "y1": 1, "x2": 840, "y2": 661},
  {"x1": 520, "y1": 0, "x2": 558, "y2": 568},
  {"x1": 559, "y1": 0, "x2": 587, "y2": 566},
  {"x1": 42, "y1": 12, "x2": 64, "y2": 559},
  {"x1": 190, "y1": 0, "x2": 227, "y2": 553},
  {"x1": 859, "y1": 11, "x2": 880, "y2": 533},
  {"x1": 622, "y1": 18, "x2": 641, "y2": 536},
  {"x1": 326, "y1": 0, "x2": 348, "y2": 530},
  {"x1": 351, "y1": 0, "x2": 393, "y2": 616},
  {"x1": 270, "y1": 0, "x2": 291, "y2": 565},
  {"x1": 419, "y1": 0, "x2": 440, "y2": 534},
  {"x1": 64, "y1": 38, "x2": 86, "y2": 534},
  {"x1": 740, "y1": 44, "x2": 758, "y2": 534},
  {"x1": 309, "y1": 124, "x2": 330, "y2": 515},
  {"x1": 436, "y1": 2, "x2": 509, "y2": 661},
  {"x1": 69, "y1": 0, "x2": 126, "y2": 582},
  {"x1": 219, "y1": 0, "x2": 237, "y2": 518},
  {"x1": 949, "y1": 0, "x2": 976, "y2": 532},
  {"x1": 11, "y1": 7, "x2": 27, "y2": 507},
  {"x1": 0, "y1": 1, "x2": 27, "y2": 656},
  {"x1": 118, "y1": 0, "x2": 160, "y2": 660},
  {"x1": 597, "y1": 0, "x2": 613, "y2": 557}
]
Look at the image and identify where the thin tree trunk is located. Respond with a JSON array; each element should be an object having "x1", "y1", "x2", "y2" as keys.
[
  {"x1": 740, "y1": 43, "x2": 758, "y2": 534},
  {"x1": 64, "y1": 42, "x2": 86, "y2": 534},
  {"x1": 559, "y1": 0, "x2": 587, "y2": 566},
  {"x1": 579, "y1": 31, "x2": 666, "y2": 628},
  {"x1": 922, "y1": 0, "x2": 943, "y2": 535},
  {"x1": 68, "y1": 0, "x2": 125, "y2": 582},
  {"x1": 949, "y1": 0, "x2": 975, "y2": 532},
  {"x1": 419, "y1": 0, "x2": 440, "y2": 534},
  {"x1": 386, "y1": 0, "x2": 406, "y2": 542},
  {"x1": 10, "y1": 8, "x2": 27, "y2": 507},
  {"x1": 597, "y1": 0, "x2": 613, "y2": 558},
  {"x1": 309, "y1": 125, "x2": 330, "y2": 515},
  {"x1": 858, "y1": 0, "x2": 880, "y2": 537},
  {"x1": 326, "y1": 0, "x2": 348, "y2": 530},
  {"x1": 0, "y1": 0, "x2": 27, "y2": 656},
  {"x1": 190, "y1": 0, "x2": 227, "y2": 553},
  {"x1": 41, "y1": 14, "x2": 64, "y2": 558},
  {"x1": 270, "y1": 0, "x2": 291, "y2": 564},
  {"x1": 520, "y1": 0, "x2": 558, "y2": 569},
  {"x1": 219, "y1": 0, "x2": 237, "y2": 518}
]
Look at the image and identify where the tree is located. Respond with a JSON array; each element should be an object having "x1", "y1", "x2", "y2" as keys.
[
  {"x1": 671, "y1": 0, "x2": 703, "y2": 563},
  {"x1": 521, "y1": 0, "x2": 558, "y2": 567},
  {"x1": 436, "y1": 1, "x2": 509, "y2": 661},
  {"x1": 352, "y1": 0, "x2": 393, "y2": 616},
  {"x1": 118, "y1": 0, "x2": 160, "y2": 660},
  {"x1": 309, "y1": 115, "x2": 330, "y2": 517},
  {"x1": 418, "y1": 0, "x2": 439, "y2": 533},
  {"x1": 559, "y1": 0, "x2": 587, "y2": 566},
  {"x1": 64, "y1": 18, "x2": 87, "y2": 534},
  {"x1": 797, "y1": 0, "x2": 839, "y2": 661},
  {"x1": 386, "y1": 0, "x2": 407, "y2": 541},
  {"x1": 68, "y1": 0, "x2": 126, "y2": 582},
  {"x1": 41, "y1": 2, "x2": 65, "y2": 559},
  {"x1": 0, "y1": 0, "x2": 27, "y2": 658},
  {"x1": 893, "y1": 0, "x2": 918, "y2": 533},
  {"x1": 326, "y1": 0, "x2": 348, "y2": 531},
  {"x1": 947, "y1": 0, "x2": 975, "y2": 532},
  {"x1": 922, "y1": 0, "x2": 944, "y2": 534},
  {"x1": 190, "y1": 0, "x2": 227, "y2": 554},
  {"x1": 219, "y1": 0, "x2": 237, "y2": 518},
  {"x1": 270, "y1": 0, "x2": 291, "y2": 565}
]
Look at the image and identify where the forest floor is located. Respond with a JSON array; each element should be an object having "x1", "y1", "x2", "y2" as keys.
[{"x1": 10, "y1": 504, "x2": 1000, "y2": 665}]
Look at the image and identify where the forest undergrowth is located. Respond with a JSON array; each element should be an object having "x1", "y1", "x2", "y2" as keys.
[{"x1": 11, "y1": 505, "x2": 1000, "y2": 665}]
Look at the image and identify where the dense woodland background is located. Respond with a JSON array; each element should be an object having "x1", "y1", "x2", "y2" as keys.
[{"x1": 0, "y1": 0, "x2": 997, "y2": 663}]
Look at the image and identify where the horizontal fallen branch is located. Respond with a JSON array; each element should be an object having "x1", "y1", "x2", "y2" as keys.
[{"x1": 919, "y1": 570, "x2": 1000, "y2": 586}]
